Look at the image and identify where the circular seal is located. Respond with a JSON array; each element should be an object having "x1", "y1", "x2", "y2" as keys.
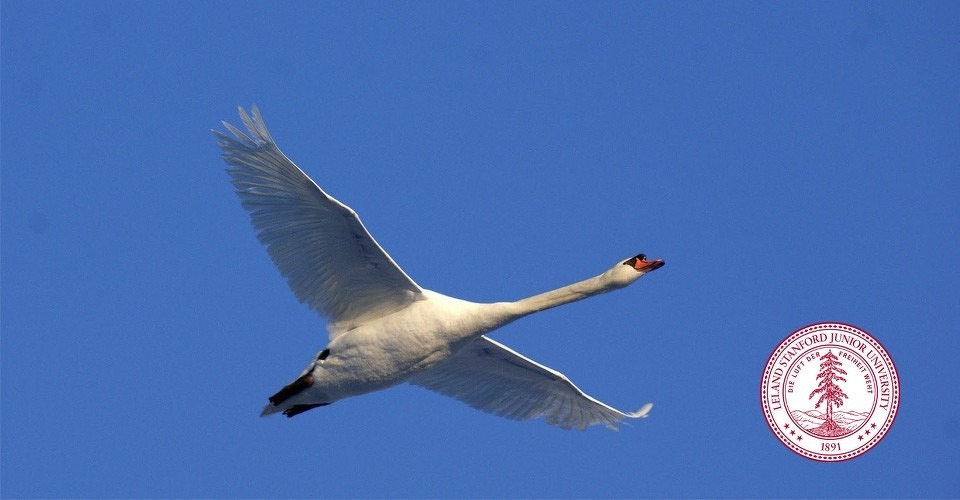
[{"x1": 760, "y1": 322, "x2": 899, "y2": 461}]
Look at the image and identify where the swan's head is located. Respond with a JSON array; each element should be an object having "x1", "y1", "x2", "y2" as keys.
[
  {"x1": 623, "y1": 254, "x2": 665, "y2": 274},
  {"x1": 601, "y1": 253, "x2": 665, "y2": 289}
]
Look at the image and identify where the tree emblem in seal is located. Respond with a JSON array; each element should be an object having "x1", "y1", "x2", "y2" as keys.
[
  {"x1": 807, "y1": 350, "x2": 850, "y2": 437},
  {"x1": 760, "y1": 323, "x2": 900, "y2": 461}
]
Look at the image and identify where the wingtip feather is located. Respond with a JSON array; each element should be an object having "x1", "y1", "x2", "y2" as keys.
[{"x1": 632, "y1": 402, "x2": 654, "y2": 418}]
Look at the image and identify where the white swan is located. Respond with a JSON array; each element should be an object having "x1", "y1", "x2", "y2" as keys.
[{"x1": 215, "y1": 106, "x2": 665, "y2": 430}]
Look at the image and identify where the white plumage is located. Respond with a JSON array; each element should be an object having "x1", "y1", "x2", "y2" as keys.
[{"x1": 215, "y1": 106, "x2": 664, "y2": 430}]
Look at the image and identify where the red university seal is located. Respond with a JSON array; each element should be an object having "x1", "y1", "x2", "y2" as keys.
[{"x1": 760, "y1": 322, "x2": 899, "y2": 461}]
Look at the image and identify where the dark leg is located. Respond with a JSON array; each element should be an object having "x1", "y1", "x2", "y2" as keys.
[
  {"x1": 283, "y1": 403, "x2": 329, "y2": 418},
  {"x1": 268, "y1": 373, "x2": 314, "y2": 406}
]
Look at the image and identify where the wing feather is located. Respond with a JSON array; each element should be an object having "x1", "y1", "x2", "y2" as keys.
[
  {"x1": 215, "y1": 106, "x2": 423, "y2": 335},
  {"x1": 408, "y1": 336, "x2": 652, "y2": 430}
]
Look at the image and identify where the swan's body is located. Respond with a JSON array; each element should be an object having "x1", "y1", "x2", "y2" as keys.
[{"x1": 215, "y1": 106, "x2": 665, "y2": 430}]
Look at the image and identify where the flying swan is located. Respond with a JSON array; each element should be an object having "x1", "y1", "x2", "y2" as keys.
[{"x1": 215, "y1": 106, "x2": 665, "y2": 430}]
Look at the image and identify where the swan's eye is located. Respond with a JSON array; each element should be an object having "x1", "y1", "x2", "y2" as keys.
[{"x1": 624, "y1": 254, "x2": 647, "y2": 267}]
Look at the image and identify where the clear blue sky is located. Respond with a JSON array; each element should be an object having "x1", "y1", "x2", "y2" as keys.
[{"x1": 3, "y1": 2, "x2": 958, "y2": 498}]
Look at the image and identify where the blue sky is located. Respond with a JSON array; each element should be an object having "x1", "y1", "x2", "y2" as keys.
[{"x1": 2, "y1": 1, "x2": 958, "y2": 498}]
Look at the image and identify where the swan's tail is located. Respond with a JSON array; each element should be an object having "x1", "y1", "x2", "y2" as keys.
[{"x1": 260, "y1": 403, "x2": 284, "y2": 417}]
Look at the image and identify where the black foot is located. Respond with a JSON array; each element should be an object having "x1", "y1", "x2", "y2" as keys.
[
  {"x1": 268, "y1": 373, "x2": 314, "y2": 406},
  {"x1": 283, "y1": 403, "x2": 329, "y2": 418}
]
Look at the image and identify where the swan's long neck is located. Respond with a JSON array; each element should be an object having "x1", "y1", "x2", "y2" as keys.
[
  {"x1": 483, "y1": 254, "x2": 661, "y2": 328},
  {"x1": 510, "y1": 273, "x2": 616, "y2": 318}
]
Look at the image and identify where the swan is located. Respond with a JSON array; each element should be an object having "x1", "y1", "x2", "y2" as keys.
[{"x1": 214, "y1": 106, "x2": 665, "y2": 430}]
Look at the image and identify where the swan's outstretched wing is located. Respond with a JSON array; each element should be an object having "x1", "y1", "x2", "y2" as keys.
[
  {"x1": 408, "y1": 336, "x2": 652, "y2": 430},
  {"x1": 215, "y1": 106, "x2": 422, "y2": 335}
]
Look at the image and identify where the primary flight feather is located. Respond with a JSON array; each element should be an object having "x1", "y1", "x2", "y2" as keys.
[{"x1": 215, "y1": 106, "x2": 664, "y2": 430}]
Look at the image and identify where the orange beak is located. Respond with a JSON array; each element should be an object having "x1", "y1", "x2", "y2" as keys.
[{"x1": 625, "y1": 254, "x2": 665, "y2": 272}]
